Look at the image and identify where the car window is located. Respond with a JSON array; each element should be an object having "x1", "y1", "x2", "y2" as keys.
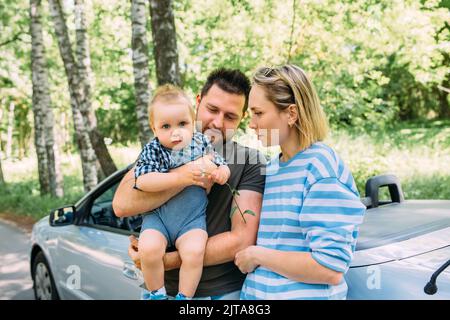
[{"x1": 88, "y1": 182, "x2": 124, "y2": 230}]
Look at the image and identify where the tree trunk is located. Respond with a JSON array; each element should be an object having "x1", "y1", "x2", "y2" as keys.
[
  {"x1": 48, "y1": 0, "x2": 98, "y2": 191},
  {"x1": 149, "y1": 0, "x2": 181, "y2": 86},
  {"x1": 437, "y1": 87, "x2": 450, "y2": 119},
  {"x1": 71, "y1": 100, "x2": 99, "y2": 192},
  {"x1": 74, "y1": 0, "x2": 117, "y2": 177},
  {"x1": 5, "y1": 102, "x2": 15, "y2": 159},
  {"x1": 0, "y1": 108, "x2": 4, "y2": 185},
  {"x1": 131, "y1": 0, "x2": 153, "y2": 147},
  {"x1": 0, "y1": 156, "x2": 4, "y2": 185},
  {"x1": 30, "y1": 0, "x2": 64, "y2": 197},
  {"x1": 437, "y1": 53, "x2": 450, "y2": 119}
]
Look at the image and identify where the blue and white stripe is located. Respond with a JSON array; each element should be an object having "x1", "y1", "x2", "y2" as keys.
[{"x1": 241, "y1": 142, "x2": 366, "y2": 300}]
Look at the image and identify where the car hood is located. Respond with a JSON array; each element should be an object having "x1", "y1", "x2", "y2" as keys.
[{"x1": 352, "y1": 200, "x2": 450, "y2": 267}]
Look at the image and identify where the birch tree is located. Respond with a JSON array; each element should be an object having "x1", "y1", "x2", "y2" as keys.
[
  {"x1": 0, "y1": 156, "x2": 4, "y2": 185},
  {"x1": 5, "y1": 101, "x2": 14, "y2": 159},
  {"x1": 0, "y1": 107, "x2": 4, "y2": 185},
  {"x1": 30, "y1": 0, "x2": 63, "y2": 197},
  {"x1": 131, "y1": 0, "x2": 152, "y2": 147},
  {"x1": 74, "y1": 0, "x2": 117, "y2": 177},
  {"x1": 48, "y1": 0, "x2": 98, "y2": 191},
  {"x1": 149, "y1": 0, "x2": 181, "y2": 86}
]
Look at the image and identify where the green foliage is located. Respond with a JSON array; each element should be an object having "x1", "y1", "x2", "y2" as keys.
[
  {"x1": 2, "y1": 0, "x2": 449, "y2": 156},
  {"x1": 96, "y1": 82, "x2": 139, "y2": 145},
  {"x1": 0, "y1": 175, "x2": 84, "y2": 220}
]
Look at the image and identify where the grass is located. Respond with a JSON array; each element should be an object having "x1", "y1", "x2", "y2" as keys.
[
  {"x1": 1, "y1": 120, "x2": 449, "y2": 222},
  {"x1": 326, "y1": 120, "x2": 450, "y2": 200}
]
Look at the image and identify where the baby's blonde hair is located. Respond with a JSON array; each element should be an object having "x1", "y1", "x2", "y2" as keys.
[
  {"x1": 148, "y1": 84, "x2": 195, "y2": 128},
  {"x1": 253, "y1": 65, "x2": 329, "y2": 150}
]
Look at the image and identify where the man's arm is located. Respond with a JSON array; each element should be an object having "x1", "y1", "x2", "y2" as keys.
[
  {"x1": 113, "y1": 155, "x2": 217, "y2": 218},
  {"x1": 163, "y1": 189, "x2": 262, "y2": 270}
]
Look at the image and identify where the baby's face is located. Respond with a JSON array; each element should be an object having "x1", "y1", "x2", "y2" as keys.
[{"x1": 151, "y1": 101, "x2": 194, "y2": 150}]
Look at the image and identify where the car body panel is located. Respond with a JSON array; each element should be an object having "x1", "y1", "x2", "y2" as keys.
[
  {"x1": 55, "y1": 225, "x2": 142, "y2": 299},
  {"x1": 347, "y1": 246, "x2": 450, "y2": 300},
  {"x1": 351, "y1": 226, "x2": 450, "y2": 267}
]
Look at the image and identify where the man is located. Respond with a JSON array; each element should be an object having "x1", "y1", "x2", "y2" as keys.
[{"x1": 113, "y1": 68, "x2": 266, "y2": 299}]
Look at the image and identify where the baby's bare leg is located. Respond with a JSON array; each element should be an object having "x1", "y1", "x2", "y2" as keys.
[
  {"x1": 175, "y1": 229, "x2": 208, "y2": 298},
  {"x1": 139, "y1": 229, "x2": 167, "y2": 291}
]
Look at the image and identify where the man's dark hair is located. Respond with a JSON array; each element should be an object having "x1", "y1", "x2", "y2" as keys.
[{"x1": 200, "y1": 68, "x2": 251, "y2": 114}]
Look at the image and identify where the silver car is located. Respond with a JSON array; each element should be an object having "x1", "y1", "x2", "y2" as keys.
[{"x1": 29, "y1": 168, "x2": 450, "y2": 300}]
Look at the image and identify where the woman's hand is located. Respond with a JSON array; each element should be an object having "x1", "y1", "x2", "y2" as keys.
[{"x1": 234, "y1": 245, "x2": 263, "y2": 274}]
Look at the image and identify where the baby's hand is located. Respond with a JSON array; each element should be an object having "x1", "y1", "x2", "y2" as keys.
[{"x1": 210, "y1": 165, "x2": 230, "y2": 185}]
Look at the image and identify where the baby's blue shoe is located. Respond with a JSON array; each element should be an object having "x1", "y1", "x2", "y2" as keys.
[
  {"x1": 141, "y1": 289, "x2": 168, "y2": 300},
  {"x1": 175, "y1": 293, "x2": 191, "y2": 300}
]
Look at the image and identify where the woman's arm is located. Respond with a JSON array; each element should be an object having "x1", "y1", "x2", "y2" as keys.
[{"x1": 235, "y1": 246, "x2": 343, "y2": 285}]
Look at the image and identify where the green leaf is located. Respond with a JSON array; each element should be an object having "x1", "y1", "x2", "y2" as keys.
[
  {"x1": 229, "y1": 206, "x2": 238, "y2": 218},
  {"x1": 243, "y1": 209, "x2": 256, "y2": 216}
]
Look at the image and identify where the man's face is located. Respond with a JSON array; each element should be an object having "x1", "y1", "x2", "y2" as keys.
[{"x1": 196, "y1": 84, "x2": 246, "y2": 144}]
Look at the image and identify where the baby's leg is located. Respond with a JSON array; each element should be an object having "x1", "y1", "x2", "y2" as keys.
[
  {"x1": 175, "y1": 229, "x2": 208, "y2": 298},
  {"x1": 139, "y1": 229, "x2": 167, "y2": 291}
]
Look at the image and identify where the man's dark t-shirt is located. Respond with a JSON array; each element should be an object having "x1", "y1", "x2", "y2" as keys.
[{"x1": 165, "y1": 141, "x2": 266, "y2": 297}]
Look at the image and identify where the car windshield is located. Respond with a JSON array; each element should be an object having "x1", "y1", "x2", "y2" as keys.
[{"x1": 356, "y1": 200, "x2": 450, "y2": 250}]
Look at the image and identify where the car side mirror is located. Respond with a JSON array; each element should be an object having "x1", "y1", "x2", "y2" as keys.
[{"x1": 49, "y1": 205, "x2": 76, "y2": 227}]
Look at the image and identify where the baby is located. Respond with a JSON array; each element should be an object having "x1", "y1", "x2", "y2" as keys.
[{"x1": 134, "y1": 84, "x2": 230, "y2": 300}]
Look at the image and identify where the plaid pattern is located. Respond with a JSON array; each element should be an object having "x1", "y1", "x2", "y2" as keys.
[{"x1": 134, "y1": 132, "x2": 226, "y2": 189}]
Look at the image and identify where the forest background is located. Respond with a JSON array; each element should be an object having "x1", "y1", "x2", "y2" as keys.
[{"x1": 0, "y1": 0, "x2": 449, "y2": 222}]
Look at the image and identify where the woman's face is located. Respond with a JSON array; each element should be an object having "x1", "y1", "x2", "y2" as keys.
[{"x1": 248, "y1": 84, "x2": 290, "y2": 147}]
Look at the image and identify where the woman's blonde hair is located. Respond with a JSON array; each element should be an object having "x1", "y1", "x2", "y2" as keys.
[
  {"x1": 148, "y1": 84, "x2": 195, "y2": 126},
  {"x1": 253, "y1": 65, "x2": 329, "y2": 150}
]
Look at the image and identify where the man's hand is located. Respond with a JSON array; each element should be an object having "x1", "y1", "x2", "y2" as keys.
[
  {"x1": 128, "y1": 235, "x2": 182, "y2": 271},
  {"x1": 128, "y1": 235, "x2": 141, "y2": 270}
]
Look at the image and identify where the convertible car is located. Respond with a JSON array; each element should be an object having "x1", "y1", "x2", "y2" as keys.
[{"x1": 29, "y1": 165, "x2": 450, "y2": 300}]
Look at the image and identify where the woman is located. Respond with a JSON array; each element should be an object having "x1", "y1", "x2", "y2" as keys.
[{"x1": 235, "y1": 65, "x2": 366, "y2": 300}]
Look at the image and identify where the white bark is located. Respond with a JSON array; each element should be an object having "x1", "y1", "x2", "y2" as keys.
[
  {"x1": 149, "y1": 0, "x2": 181, "y2": 86},
  {"x1": 131, "y1": 0, "x2": 152, "y2": 147},
  {"x1": 48, "y1": 0, "x2": 98, "y2": 191},
  {"x1": 73, "y1": 0, "x2": 117, "y2": 177},
  {"x1": 30, "y1": 0, "x2": 64, "y2": 197}
]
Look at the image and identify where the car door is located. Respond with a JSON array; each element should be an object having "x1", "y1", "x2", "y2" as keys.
[{"x1": 55, "y1": 181, "x2": 143, "y2": 300}]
